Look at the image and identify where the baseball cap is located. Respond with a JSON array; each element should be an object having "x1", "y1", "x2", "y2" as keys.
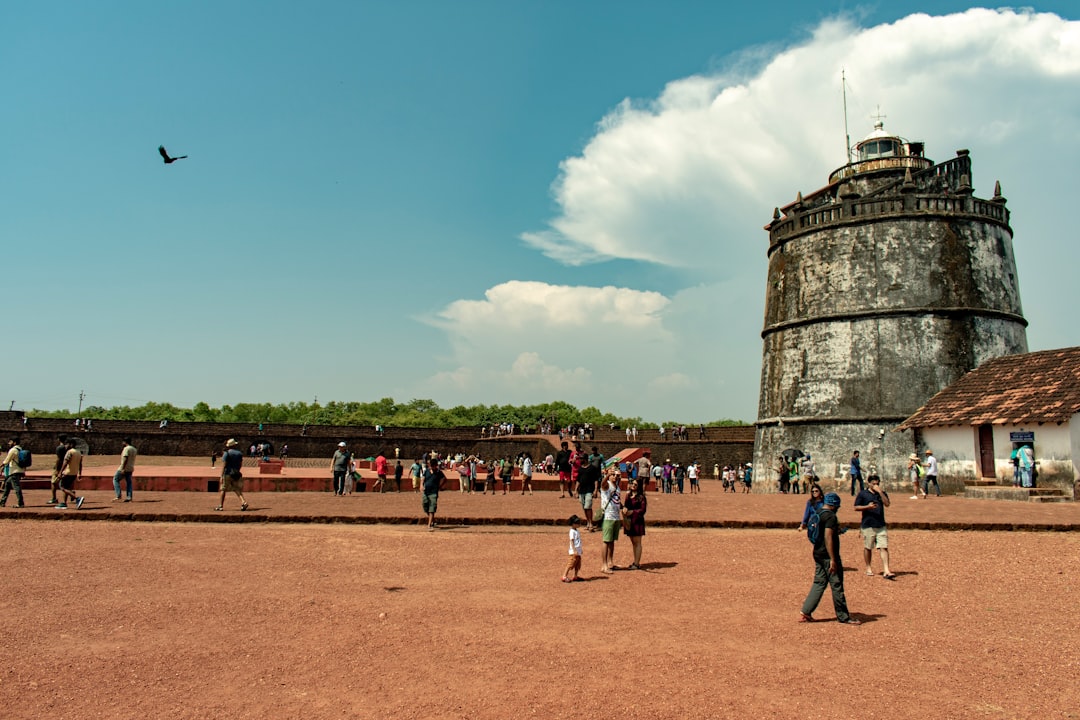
[
  {"x1": 338, "y1": 441, "x2": 347, "y2": 447},
  {"x1": 822, "y1": 492, "x2": 841, "y2": 507}
]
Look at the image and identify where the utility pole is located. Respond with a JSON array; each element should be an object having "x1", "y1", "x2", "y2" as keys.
[{"x1": 77, "y1": 390, "x2": 85, "y2": 414}]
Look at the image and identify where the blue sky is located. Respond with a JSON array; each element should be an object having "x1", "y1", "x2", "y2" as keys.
[{"x1": 3, "y1": 2, "x2": 1079, "y2": 423}]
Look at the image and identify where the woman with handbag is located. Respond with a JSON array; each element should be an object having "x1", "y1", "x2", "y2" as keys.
[{"x1": 622, "y1": 476, "x2": 647, "y2": 570}]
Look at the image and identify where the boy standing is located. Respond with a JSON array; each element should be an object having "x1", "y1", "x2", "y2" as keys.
[
  {"x1": 422, "y1": 458, "x2": 446, "y2": 530},
  {"x1": 562, "y1": 515, "x2": 583, "y2": 582}
]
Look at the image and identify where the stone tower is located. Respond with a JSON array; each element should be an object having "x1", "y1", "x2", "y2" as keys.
[{"x1": 753, "y1": 122, "x2": 1028, "y2": 485}]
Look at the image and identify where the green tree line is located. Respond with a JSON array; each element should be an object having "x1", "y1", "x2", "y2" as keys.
[{"x1": 29, "y1": 398, "x2": 748, "y2": 430}]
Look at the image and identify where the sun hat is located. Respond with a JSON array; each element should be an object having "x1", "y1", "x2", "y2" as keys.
[
  {"x1": 226, "y1": 439, "x2": 238, "y2": 448},
  {"x1": 924, "y1": 449, "x2": 933, "y2": 454},
  {"x1": 909, "y1": 453, "x2": 919, "y2": 460}
]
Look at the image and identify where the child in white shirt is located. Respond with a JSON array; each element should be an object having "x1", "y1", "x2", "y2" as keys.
[{"x1": 562, "y1": 514, "x2": 583, "y2": 582}]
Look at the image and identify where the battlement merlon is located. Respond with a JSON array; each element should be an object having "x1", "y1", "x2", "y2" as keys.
[{"x1": 764, "y1": 150, "x2": 1009, "y2": 254}]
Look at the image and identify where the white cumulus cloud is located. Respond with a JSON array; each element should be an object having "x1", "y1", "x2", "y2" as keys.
[{"x1": 426, "y1": 8, "x2": 1080, "y2": 421}]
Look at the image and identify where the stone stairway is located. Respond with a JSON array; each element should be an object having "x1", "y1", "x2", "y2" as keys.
[{"x1": 963, "y1": 481, "x2": 1071, "y2": 503}]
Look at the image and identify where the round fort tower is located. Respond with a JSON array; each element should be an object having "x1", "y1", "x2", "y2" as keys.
[{"x1": 752, "y1": 122, "x2": 1028, "y2": 485}]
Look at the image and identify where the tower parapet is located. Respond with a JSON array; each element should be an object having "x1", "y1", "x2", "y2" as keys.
[{"x1": 753, "y1": 122, "x2": 1028, "y2": 485}]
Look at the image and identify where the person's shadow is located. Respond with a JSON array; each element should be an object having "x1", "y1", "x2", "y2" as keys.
[{"x1": 634, "y1": 561, "x2": 678, "y2": 571}]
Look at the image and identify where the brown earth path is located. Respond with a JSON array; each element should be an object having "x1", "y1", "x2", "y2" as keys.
[
  {"x1": 6, "y1": 455, "x2": 1080, "y2": 530},
  {"x1": 5, "y1": 457, "x2": 1080, "y2": 718}
]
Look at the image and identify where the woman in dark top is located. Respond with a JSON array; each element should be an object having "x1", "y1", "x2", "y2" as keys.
[
  {"x1": 799, "y1": 482, "x2": 825, "y2": 531},
  {"x1": 622, "y1": 477, "x2": 647, "y2": 569}
]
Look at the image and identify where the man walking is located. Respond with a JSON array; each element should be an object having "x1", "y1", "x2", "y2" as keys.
[
  {"x1": 800, "y1": 492, "x2": 861, "y2": 625},
  {"x1": 56, "y1": 437, "x2": 85, "y2": 510},
  {"x1": 216, "y1": 438, "x2": 249, "y2": 511},
  {"x1": 374, "y1": 450, "x2": 389, "y2": 493},
  {"x1": 47, "y1": 434, "x2": 68, "y2": 504},
  {"x1": 1, "y1": 437, "x2": 29, "y2": 508},
  {"x1": 853, "y1": 474, "x2": 895, "y2": 579},
  {"x1": 331, "y1": 442, "x2": 351, "y2": 495},
  {"x1": 113, "y1": 437, "x2": 137, "y2": 502},
  {"x1": 849, "y1": 450, "x2": 864, "y2": 496},
  {"x1": 922, "y1": 449, "x2": 941, "y2": 497}
]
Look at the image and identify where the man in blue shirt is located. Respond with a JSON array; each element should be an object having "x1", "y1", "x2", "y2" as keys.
[
  {"x1": 853, "y1": 474, "x2": 894, "y2": 579},
  {"x1": 849, "y1": 450, "x2": 864, "y2": 496}
]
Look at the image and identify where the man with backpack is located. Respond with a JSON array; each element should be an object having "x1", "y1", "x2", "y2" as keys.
[
  {"x1": 800, "y1": 492, "x2": 861, "y2": 625},
  {"x1": 1, "y1": 437, "x2": 30, "y2": 508}
]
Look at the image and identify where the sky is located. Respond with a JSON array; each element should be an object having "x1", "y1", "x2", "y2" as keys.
[{"x1": 3, "y1": 1, "x2": 1079, "y2": 423}]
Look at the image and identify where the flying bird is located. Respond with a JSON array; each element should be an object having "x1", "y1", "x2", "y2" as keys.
[{"x1": 158, "y1": 145, "x2": 188, "y2": 164}]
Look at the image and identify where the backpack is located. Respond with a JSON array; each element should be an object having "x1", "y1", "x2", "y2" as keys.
[
  {"x1": 16, "y1": 447, "x2": 32, "y2": 470},
  {"x1": 806, "y1": 506, "x2": 822, "y2": 544},
  {"x1": 915, "y1": 463, "x2": 925, "y2": 478}
]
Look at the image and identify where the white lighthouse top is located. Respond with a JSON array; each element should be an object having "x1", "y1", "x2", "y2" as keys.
[{"x1": 857, "y1": 120, "x2": 901, "y2": 161}]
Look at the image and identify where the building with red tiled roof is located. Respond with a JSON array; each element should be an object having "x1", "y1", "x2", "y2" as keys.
[{"x1": 898, "y1": 347, "x2": 1080, "y2": 496}]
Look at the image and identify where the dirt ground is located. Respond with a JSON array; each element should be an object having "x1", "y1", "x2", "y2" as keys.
[{"x1": 1, "y1": 517, "x2": 1078, "y2": 719}]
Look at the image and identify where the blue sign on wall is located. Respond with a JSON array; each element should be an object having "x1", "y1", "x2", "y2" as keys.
[{"x1": 1010, "y1": 431, "x2": 1035, "y2": 443}]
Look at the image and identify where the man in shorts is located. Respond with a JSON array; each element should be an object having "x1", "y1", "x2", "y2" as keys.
[
  {"x1": 217, "y1": 438, "x2": 248, "y2": 511},
  {"x1": 422, "y1": 458, "x2": 446, "y2": 531},
  {"x1": 56, "y1": 437, "x2": 85, "y2": 510},
  {"x1": 374, "y1": 451, "x2": 389, "y2": 493},
  {"x1": 598, "y1": 469, "x2": 622, "y2": 573},
  {"x1": 575, "y1": 447, "x2": 599, "y2": 532},
  {"x1": 853, "y1": 474, "x2": 894, "y2": 579}
]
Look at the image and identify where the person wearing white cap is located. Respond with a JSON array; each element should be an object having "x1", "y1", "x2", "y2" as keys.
[
  {"x1": 331, "y1": 442, "x2": 351, "y2": 496},
  {"x1": 216, "y1": 439, "x2": 248, "y2": 511},
  {"x1": 907, "y1": 453, "x2": 926, "y2": 499}
]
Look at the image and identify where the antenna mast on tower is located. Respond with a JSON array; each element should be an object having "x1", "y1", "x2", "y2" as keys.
[{"x1": 842, "y1": 69, "x2": 852, "y2": 164}]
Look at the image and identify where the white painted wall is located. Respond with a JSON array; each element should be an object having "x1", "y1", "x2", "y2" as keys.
[
  {"x1": 922, "y1": 418, "x2": 1078, "y2": 493},
  {"x1": 921, "y1": 426, "x2": 978, "y2": 482}
]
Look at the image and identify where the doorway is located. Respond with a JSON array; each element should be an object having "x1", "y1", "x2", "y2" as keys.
[{"x1": 977, "y1": 424, "x2": 995, "y2": 478}]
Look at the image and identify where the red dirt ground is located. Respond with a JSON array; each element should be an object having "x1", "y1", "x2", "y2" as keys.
[{"x1": 2, "y1": 484, "x2": 1079, "y2": 718}]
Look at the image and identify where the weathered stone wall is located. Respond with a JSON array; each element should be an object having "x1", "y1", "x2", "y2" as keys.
[
  {"x1": 754, "y1": 150, "x2": 1028, "y2": 489},
  {"x1": 0, "y1": 414, "x2": 754, "y2": 471}
]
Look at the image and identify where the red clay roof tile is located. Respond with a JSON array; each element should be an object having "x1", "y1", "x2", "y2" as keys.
[{"x1": 898, "y1": 347, "x2": 1080, "y2": 429}]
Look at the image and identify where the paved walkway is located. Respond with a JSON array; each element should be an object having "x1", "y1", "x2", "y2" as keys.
[{"x1": 3, "y1": 473, "x2": 1079, "y2": 529}]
